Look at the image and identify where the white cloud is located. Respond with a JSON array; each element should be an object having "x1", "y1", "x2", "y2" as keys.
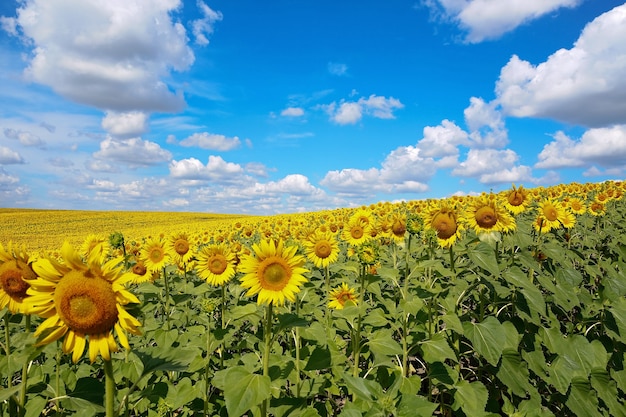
[
  {"x1": 496, "y1": 4, "x2": 626, "y2": 127},
  {"x1": 4, "y1": 128, "x2": 45, "y2": 147},
  {"x1": 453, "y1": 148, "x2": 522, "y2": 178},
  {"x1": 426, "y1": 0, "x2": 581, "y2": 43},
  {"x1": 0, "y1": 146, "x2": 25, "y2": 164},
  {"x1": 535, "y1": 125, "x2": 626, "y2": 170},
  {"x1": 464, "y1": 97, "x2": 508, "y2": 148},
  {"x1": 478, "y1": 166, "x2": 533, "y2": 185},
  {"x1": 93, "y1": 136, "x2": 172, "y2": 168},
  {"x1": 101, "y1": 111, "x2": 148, "y2": 138},
  {"x1": 10, "y1": 0, "x2": 197, "y2": 113},
  {"x1": 417, "y1": 119, "x2": 470, "y2": 158},
  {"x1": 328, "y1": 62, "x2": 348, "y2": 76},
  {"x1": 191, "y1": 1, "x2": 223, "y2": 46},
  {"x1": 280, "y1": 107, "x2": 305, "y2": 117},
  {"x1": 169, "y1": 155, "x2": 245, "y2": 183},
  {"x1": 0, "y1": 167, "x2": 19, "y2": 187},
  {"x1": 178, "y1": 132, "x2": 242, "y2": 151},
  {"x1": 325, "y1": 94, "x2": 404, "y2": 125}
]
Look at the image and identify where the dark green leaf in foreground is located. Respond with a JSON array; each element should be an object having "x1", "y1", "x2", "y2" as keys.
[
  {"x1": 463, "y1": 316, "x2": 504, "y2": 366},
  {"x1": 213, "y1": 366, "x2": 271, "y2": 416}
]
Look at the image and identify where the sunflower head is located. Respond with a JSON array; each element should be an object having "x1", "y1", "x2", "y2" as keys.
[
  {"x1": 303, "y1": 230, "x2": 339, "y2": 269},
  {"x1": 239, "y1": 239, "x2": 309, "y2": 306},
  {"x1": 0, "y1": 242, "x2": 37, "y2": 313},
  {"x1": 195, "y1": 243, "x2": 237, "y2": 286},
  {"x1": 139, "y1": 238, "x2": 170, "y2": 273},
  {"x1": 424, "y1": 201, "x2": 464, "y2": 248},
  {"x1": 328, "y1": 282, "x2": 358, "y2": 310},
  {"x1": 26, "y1": 242, "x2": 141, "y2": 363}
]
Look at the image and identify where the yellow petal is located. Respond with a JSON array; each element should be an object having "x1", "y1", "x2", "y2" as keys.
[
  {"x1": 73, "y1": 334, "x2": 86, "y2": 363},
  {"x1": 36, "y1": 326, "x2": 68, "y2": 347}
]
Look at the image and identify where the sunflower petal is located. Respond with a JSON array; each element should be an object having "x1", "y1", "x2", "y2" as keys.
[{"x1": 73, "y1": 334, "x2": 87, "y2": 363}]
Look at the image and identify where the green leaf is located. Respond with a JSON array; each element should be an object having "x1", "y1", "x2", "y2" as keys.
[
  {"x1": 304, "y1": 346, "x2": 332, "y2": 371},
  {"x1": 467, "y1": 242, "x2": 500, "y2": 276},
  {"x1": 441, "y1": 312, "x2": 464, "y2": 335},
  {"x1": 420, "y1": 333, "x2": 457, "y2": 363},
  {"x1": 367, "y1": 329, "x2": 403, "y2": 358},
  {"x1": 452, "y1": 380, "x2": 489, "y2": 416},
  {"x1": 463, "y1": 316, "x2": 505, "y2": 366},
  {"x1": 230, "y1": 303, "x2": 261, "y2": 321},
  {"x1": 24, "y1": 395, "x2": 47, "y2": 417},
  {"x1": 591, "y1": 369, "x2": 626, "y2": 417},
  {"x1": 276, "y1": 313, "x2": 308, "y2": 332},
  {"x1": 213, "y1": 366, "x2": 271, "y2": 417},
  {"x1": 397, "y1": 395, "x2": 438, "y2": 417},
  {"x1": 135, "y1": 348, "x2": 192, "y2": 377},
  {"x1": 342, "y1": 375, "x2": 382, "y2": 401},
  {"x1": 497, "y1": 349, "x2": 535, "y2": 397},
  {"x1": 362, "y1": 308, "x2": 390, "y2": 327},
  {"x1": 69, "y1": 377, "x2": 104, "y2": 405},
  {"x1": 399, "y1": 296, "x2": 424, "y2": 317},
  {"x1": 428, "y1": 362, "x2": 458, "y2": 387},
  {"x1": 565, "y1": 377, "x2": 602, "y2": 417}
]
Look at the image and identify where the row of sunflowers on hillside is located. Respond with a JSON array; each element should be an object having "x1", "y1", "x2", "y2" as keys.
[
  {"x1": 0, "y1": 179, "x2": 625, "y2": 416},
  {"x1": 1, "y1": 180, "x2": 623, "y2": 363}
]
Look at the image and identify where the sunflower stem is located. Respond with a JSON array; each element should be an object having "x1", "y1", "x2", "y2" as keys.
[
  {"x1": 162, "y1": 267, "x2": 171, "y2": 331},
  {"x1": 220, "y1": 285, "x2": 226, "y2": 370},
  {"x1": 18, "y1": 315, "x2": 31, "y2": 417},
  {"x1": 104, "y1": 359, "x2": 117, "y2": 417},
  {"x1": 352, "y1": 265, "x2": 366, "y2": 378},
  {"x1": 261, "y1": 303, "x2": 273, "y2": 417},
  {"x1": 293, "y1": 297, "x2": 301, "y2": 397},
  {"x1": 55, "y1": 343, "x2": 62, "y2": 417}
]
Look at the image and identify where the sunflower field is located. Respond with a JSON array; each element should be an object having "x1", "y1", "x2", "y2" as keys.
[{"x1": 1, "y1": 180, "x2": 625, "y2": 417}]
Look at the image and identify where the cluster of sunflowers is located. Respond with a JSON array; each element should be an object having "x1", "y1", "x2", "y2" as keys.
[{"x1": 0, "y1": 179, "x2": 623, "y2": 368}]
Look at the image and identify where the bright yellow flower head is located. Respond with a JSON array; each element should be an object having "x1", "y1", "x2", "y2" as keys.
[
  {"x1": 424, "y1": 200, "x2": 464, "y2": 248},
  {"x1": 139, "y1": 238, "x2": 170, "y2": 274},
  {"x1": 341, "y1": 217, "x2": 373, "y2": 246},
  {"x1": 24, "y1": 242, "x2": 141, "y2": 363},
  {"x1": 538, "y1": 198, "x2": 570, "y2": 229},
  {"x1": 169, "y1": 233, "x2": 194, "y2": 267},
  {"x1": 503, "y1": 184, "x2": 531, "y2": 214},
  {"x1": 195, "y1": 243, "x2": 237, "y2": 286},
  {"x1": 303, "y1": 230, "x2": 339, "y2": 269},
  {"x1": 464, "y1": 195, "x2": 516, "y2": 235},
  {"x1": 239, "y1": 239, "x2": 308, "y2": 306},
  {"x1": 0, "y1": 242, "x2": 37, "y2": 313},
  {"x1": 328, "y1": 282, "x2": 358, "y2": 310}
]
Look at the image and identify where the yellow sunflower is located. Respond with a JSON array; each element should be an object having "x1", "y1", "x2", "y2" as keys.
[
  {"x1": 328, "y1": 282, "x2": 358, "y2": 310},
  {"x1": 80, "y1": 234, "x2": 111, "y2": 263},
  {"x1": 239, "y1": 239, "x2": 308, "y2": 306},
  {"x1": 303, "y1": 230, "x2": 339, "y2": 269},
  {"x1": 537, "y1": 198, "x2": 569, "y2": 230},
  {"x1": 169, "y1": 233, "x2": 194, "y2": 267},
  {"x1": 389, "y1": 212, "x2": 408, "y2": 242},
  {"x1": 565, "y1": 197, "x2": 587, "y2": 215},
  {"x1": 24, "y1": 242, "x2": 141, "y2": 363},
  {"x1": 0, "y1": 242, "x2": 37, "y2": 313},
  {"x1": 588, "y1": 201, "x2": 606, "y2": 216},
  {"x1": 139, "y1": 238, "x2": 170, "y2": 274},
  {"x1": 424, "y1": 200, "x2": 464, "y2": 248},
  {"x1": 503, "y1": 184, "x2": 531, "y2": 214},
  {"x1": 195, "y1": 243, "x2": 237, "y2": 286},
  {"x1": 341, "y1": 217, "x2": 373, "y2": 246},
  {"x1": 464, "y1": 195, "x2": 516, "y2": 235},
  {"x1": 124, "y1": 258, "x2": 158, "y2": 284}
]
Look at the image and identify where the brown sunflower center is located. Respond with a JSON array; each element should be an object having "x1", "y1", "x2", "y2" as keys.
[
  {"x1": 149, "y1": 247, "x2": 165, "y2": 263},
  {"x1": 314, "y1": 240, "x2": 332, "y2": 259},
  {"x1": 508, "y1": 191, "x2": 524, "y2": 206},
  {"x1": 432, "y1": 212, "x2": 457, "y2": 239},
  {"x1": 0, "y1": 261, "x2": 30, "y2": 299},
  {"x1": 132, "y1": 263, "x2": 147, "y2": 276},
  {"x1": 542, "y1": 204, "x2": 559, "y2": 221},
  {"x1": 208, "y1": 254, "x2": 228, "y2": 275},
  {"x1": 350, "y1": 225, "x2": 364, "y2": 240},
  {"x1": 173, "y1": 239, "x2": 190, "y2": 255},
  {"x1": 392, "y1": 221, "x2": 406, "y2": 237},
  {"x1": 258, "y1": 256, "x2": 291, "y2": 290},
  {"x1": 54, "y1": 270, "x2": 118, "y2": 335},
  {"x1": 475, "y1": 206, "x2": 498, "y2": 229}
]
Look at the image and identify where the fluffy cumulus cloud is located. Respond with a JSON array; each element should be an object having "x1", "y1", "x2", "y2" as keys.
[
  {"x1": 496, "y1": 4, "x2": 626, "y2": 127},
  {"x1": 0, "y1": 146, "x2": 25, "y2": 164},
  {"x1": 4, "y1": 0, "x2": 215, "y2": 113},
  {"x1": 325, "y1": 94, "x2": 404, "y2": 125},
  {"x1": 178, "y1": 132, "x2": 242, "y2": 151},
  {"x1": 426, "y1": 0, "x2": 581, "y2": 43},
  {"x1": 417, "y1": 119, "x2": 469, "y2": 158},
  {"x1": 169, "y1": 155, "x2": 245, "y2": 183},
  {"x1": 101, "y1": 111, "x2": 148, "y2": 138},
  {"x1": 464, "y1": 97, "x2": 508, "y2": 148},
  {"x1": 535, "y1": 125, "x2": 626, "y2": 171},
  {"x1": 4, "y1": 128, "x2": 45, "y2": 147},
  {"x1": 92, "y1": 137, "x2": 173, "y2": 168},
  {"x1": 280, "y1": 107, "x2": 305, "y2": 117},
  {"x1": 452, "y1": 148, "x2": 531, "y2": 184}
]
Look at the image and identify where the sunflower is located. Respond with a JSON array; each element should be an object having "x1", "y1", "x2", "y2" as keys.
[
  {"x1": 169, "y1": 233, "x2": 194, "y2": 267},
  {"x1": 80, "y1": 234, "x2": 111, "y2": 263},
  {"x1": 464, "y1": 195, "x2": 516, "y2": 235},
  {"x1": 423, "y1": 200, "x2": 464, "y2": 248},
  {"x1": 389, "y1": 212, "x2": 408, "y2": 242},
  {"x1": 537, "y1": 198, "x2": 569, "y2": 229},
  {"x1": 565, "y1": 197, "x2": 587, "y2": 215},
  {"x1": 139, "y1": 238, "x2": 170, "y2": 274},
  {"x1": 124, "y1": 258, "x2": 157, "y2": 284},
  {"x1": 504, "y1": 184, "x2": 531, "y2": 214},
  {"x1": 0, "y1": 242, "x2": 37, "y2": 313},
  {"x1": 303, "y1": 230, "x2": 339, "y2": 269},
  {"x1": 328, "y1": 283, "x2": 358, "y2": 310},
  {"x1": 341, "y1": 217, "x2": 373, "y2": 246},
  {"x1": 588, "y1": 201, "x2": 606, "y2": 216},
  {"x1": 24, "y1": 242, "x2": 141, "y2": 363},
  {"x1": 195, "y1": 243, "x2": 237, "y2": 286},
  {"x1": 239, "y1": 239, "x2": 309, "y2": 306}
]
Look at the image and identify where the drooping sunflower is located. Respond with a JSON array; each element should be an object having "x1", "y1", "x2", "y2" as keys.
[
  {"x1": 503, "y1": 184, "x2": 531, "y2": 214},
  {"x1": 423, "y1": 200, "x2": 464, "y2": 248},
  {"x1": 0, "y1": 242, "x2": 37, "y2": 313},
  {"x1": 303, "y1": 230, "x2": 339, "y2": 269},
  {"x1": 195, "y1": 243, "x2": 237, "y2": 286},
  {"x1": 124, "y1": 258, "x2": 157, "y2": 284},
  {"x1": 463, "y1": 195, "x2": 516, "y2": 235},
  {"x1": 24, "y1": 242, "x2": 141, "y2": 363},
  {"x1": 389, "y1": 212, "x2": 408, "y2": 242},
  {"x1": 328, "y1": 282, "x2": 358, "y2": 310},
  {"x1": 239, "y1": 239, "x2": 308, "y2": 306},
  {"x1": 139, "y1": 237, "x2": 170, "y2": 274}
]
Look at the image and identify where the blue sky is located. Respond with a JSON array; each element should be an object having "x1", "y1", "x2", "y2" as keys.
[{"x1": 1, "y1": 0, "x2": 625, "y2": 214}]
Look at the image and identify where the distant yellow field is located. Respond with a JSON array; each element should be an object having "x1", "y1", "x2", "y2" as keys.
[{"x1": 0, "y1": 208, "x2": 253, "y2": 253}]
